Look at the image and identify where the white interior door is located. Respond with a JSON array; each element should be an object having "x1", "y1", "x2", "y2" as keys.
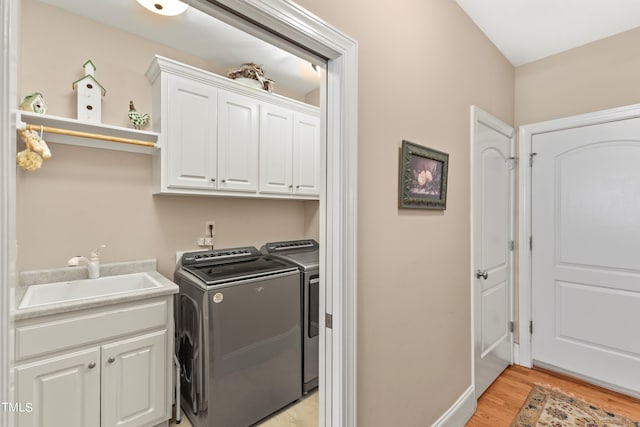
[
  {"x1": 472, "y1": 107, "x2": 514, "y2": 398},
  {"x1": 531, "y1": 117, "x2": 640, "y2": 396}
]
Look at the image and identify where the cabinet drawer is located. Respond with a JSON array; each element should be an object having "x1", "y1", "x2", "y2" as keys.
[{"x1": 16, "y1": 300, "x2": 168, "y2": 361}]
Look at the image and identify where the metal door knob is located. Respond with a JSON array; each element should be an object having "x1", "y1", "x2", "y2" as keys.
[
  {"x1": 476, "y1": 269, "x2": 489, "y2": 280},
  {"x1": 88, "y1": 362, "x2": 96, "y2": 369},
  {"x1": 107, "y1": 357, "x2": 115, "y2": 364}
]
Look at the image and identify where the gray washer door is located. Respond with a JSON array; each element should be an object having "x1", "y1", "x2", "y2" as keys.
[{"x1": 207, "y1": 270, "x2": 302, "y2": 427}]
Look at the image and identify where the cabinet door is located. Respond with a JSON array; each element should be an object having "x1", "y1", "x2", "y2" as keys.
[
  {"x1": 217, "y1": 92, "x2": 259, "y2": 192},
  {"x1": 166, "y1": 75, "x2": 218, "y2": 189},
  {"x1": 15, "y1": 347, "x2": 100, "y2": 427},
  {"x1": 293, "y1": 112, "x2": 321, "y2": 196},
  {"x1": 259, "y1": 104, "x2": 294, "y2": 194},
  {"x1": 101, "y1": 330, "x2": 168, "y2": 427}
]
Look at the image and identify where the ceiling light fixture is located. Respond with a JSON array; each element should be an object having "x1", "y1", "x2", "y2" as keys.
[{"x1": 135, "y1": 0, "x2": 188, "y2": 16}]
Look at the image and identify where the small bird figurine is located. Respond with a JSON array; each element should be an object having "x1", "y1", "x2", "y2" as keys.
[{"x1": 128, "y1": 100, "x2": 150, "y2": 129}]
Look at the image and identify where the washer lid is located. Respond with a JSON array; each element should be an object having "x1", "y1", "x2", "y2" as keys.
[
  {"x1": 270, "y1": 251, "x2": 319, "y2": 271},
  {"x1": 261, "y1": 239, "x2": 319, "y2": 270},
  {"x1": 183, "y1": 256, "x2": 296, "y2": 286}
]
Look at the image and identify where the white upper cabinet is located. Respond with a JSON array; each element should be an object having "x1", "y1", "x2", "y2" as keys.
[
  {"x1": 260, "y1": 104, "x2": 294, "y2": 194},
  {"x1": 260, "y1": 107, "x2": 321, "y2": 197},
  {"x1": 217, "y1": 92, "x2": 260, "y2": 192},
  {"x1": 293, "y1": 112, "x2": 321, "y2": 196},
  {"x1": 147, "y1": 55, "x2": 320, "y2": 200},
  {"x1": 166, "y1": 75, "x2": 218, "y2": 189}
]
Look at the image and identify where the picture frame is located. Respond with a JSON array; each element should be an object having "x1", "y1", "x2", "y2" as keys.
[{"x1": 398, "y1": 140, "x2": 449, "y2": 210}]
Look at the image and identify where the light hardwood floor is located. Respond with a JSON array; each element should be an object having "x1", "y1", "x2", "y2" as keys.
[{"x1": 466, "y1": 365, "x2": 640, "y2": 426}]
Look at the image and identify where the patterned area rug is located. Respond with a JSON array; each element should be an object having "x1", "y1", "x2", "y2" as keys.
[{"x1": 511, "y1": 385, "x2": 640, "y2": 427}]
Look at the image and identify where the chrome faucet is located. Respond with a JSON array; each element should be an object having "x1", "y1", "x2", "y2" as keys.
[{"x1": 67, "y1": 245, "x2": 106, "y2": 279}]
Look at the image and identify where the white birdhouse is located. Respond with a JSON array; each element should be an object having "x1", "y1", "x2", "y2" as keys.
[{"x1": 72, "y1": 60, "x2": 106, "y2": 124}]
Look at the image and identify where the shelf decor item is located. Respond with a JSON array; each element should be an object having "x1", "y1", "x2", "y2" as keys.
[
  {"x1": 72, "y1": 60, "x2": 106, "y2": 124},
  {"x1": 128, "y1": 100, "x2": 150, "y2": 129},
  {"x1": 16, "y1": 126, "x2": 52, "y2": 171},
  {"x1": 19, "y1": 92, "x2": 47, "y2": 114},
  {"x1": 399, "y1": 140, "x2": 449, "y2": 210},
  {"x1": 226, "y1": 62, "x2": 275, "y2": 92}
]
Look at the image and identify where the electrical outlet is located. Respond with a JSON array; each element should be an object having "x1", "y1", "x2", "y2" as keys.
[
  {"x1": 205, "y1": 221, "x2": 216, "y2": 236},
  {"x1": 197, "y1": 237, "x2": 214, "y2": 247}
]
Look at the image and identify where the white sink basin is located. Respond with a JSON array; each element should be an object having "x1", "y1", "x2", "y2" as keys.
[{"x1": 18, "y1": 272, "x2": 162, "y2": 309}]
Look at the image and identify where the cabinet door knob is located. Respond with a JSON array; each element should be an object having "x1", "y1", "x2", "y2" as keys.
[
  {"x1": 88, "y1": 362, "x2": 96, "y2": 369},
  {"x1": 210, "y1": 178, "x2": 216, "y2": 182},
  {"x1": 296, "y1": 185, "x2": 300, "y2": 189},
  {"x1": 288, "y1": 185, "x2": 293, "y2": 189},
  {"x1": 221, "y1": 179, "x2": 226, "y2": 183},
  {"x1": 107, "y1": 357, "x2": 115, "y2": 364}
]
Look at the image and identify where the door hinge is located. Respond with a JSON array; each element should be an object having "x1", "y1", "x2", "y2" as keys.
[
  {"x1": 529, "y1": 236, "x2": 533, "y2": 251},
  {"x1": 529, "y1": 321, "x2": 533, "y2": 335},
  {"x1": 325, "y1": 313, "x2": 333, "y2": 329},
  {"x1": 529, "y1": 152, "x2": 537, "y2": 167},
  {"x1": 509, "y1": 321, "x2": 514, "y2": 333},
  {"x1": 509, "y1": 240, "x2": 515, "y2": 251}
]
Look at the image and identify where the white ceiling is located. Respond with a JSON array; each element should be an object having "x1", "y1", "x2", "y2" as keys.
[
  {"x1": 39, "y1": 0, "x2": 322, "y2": 96},
  {"x1": 42, "y1": 0, "x2": 640, "y2": 88},
  {"x1": 455, "y1": 0, "x2": 640, "y2": 66}
]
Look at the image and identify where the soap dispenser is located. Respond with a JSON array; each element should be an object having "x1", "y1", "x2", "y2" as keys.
[{"x1": 88, "y1": 245, "x2": 106, "y2": 279}]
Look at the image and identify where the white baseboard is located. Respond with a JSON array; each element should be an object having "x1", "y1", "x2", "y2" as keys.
[
  {"x1": 514, "y1": 343, "x2": 520, "y2": 366},
  {"x1": 432, "y1": 385, "x2": 476, "y2": 427}
]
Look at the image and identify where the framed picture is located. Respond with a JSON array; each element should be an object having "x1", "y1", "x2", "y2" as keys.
[{"x1": 399, "y1": 140, "x2": 449, "y2": 210}]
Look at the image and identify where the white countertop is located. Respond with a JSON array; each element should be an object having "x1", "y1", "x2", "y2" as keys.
[{"x1": 13, "y1": 260, "x2": 178, "y2": 321}]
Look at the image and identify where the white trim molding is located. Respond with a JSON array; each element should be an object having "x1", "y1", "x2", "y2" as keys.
[
  {"x1": 518, "y1": 103, "x2": 640, "y2": 368},
  {"x1": 431, "y1": 386, "x2": 476, "y2": 427},
  {"x1": 0, "y1": 0, "x2": 17, "y2": 424}
]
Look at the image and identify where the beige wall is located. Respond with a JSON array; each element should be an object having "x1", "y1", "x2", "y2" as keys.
[
  {"x1": 16, "y1": 1, "x2": 317, "y2": 278},
  {"x1": 292, "y1": 0, "x2": 514, "y2": 425},
  {"x1": 18, "y1": 1, "x2": 517, "y2": 425},
  {"x1": 515, "y1": 26, "x2": 640, "y2": 126}
]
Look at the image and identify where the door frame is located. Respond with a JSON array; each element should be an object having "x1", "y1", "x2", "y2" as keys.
[
  {"x1": 0, "y1": 1, "x2": 17, "y2": 426},
  {"x1": 469, "y1": 105, "x2": 515, "y2": 395},
  {"x1": 0, "y1": 1, "x2": 359, "y2": 426},
  {"x1": 518, "y1": 103, "x2": 640, "y2": 368}
]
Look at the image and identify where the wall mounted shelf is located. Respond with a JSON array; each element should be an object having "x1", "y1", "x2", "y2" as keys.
[{"x1": 16, "y1": 111, "x2": 159, "y2": 154}]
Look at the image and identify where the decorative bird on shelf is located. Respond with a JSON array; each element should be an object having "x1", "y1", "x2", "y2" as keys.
[{"x1": 128, "y1": 100, "x2": 150, "y2": 129}]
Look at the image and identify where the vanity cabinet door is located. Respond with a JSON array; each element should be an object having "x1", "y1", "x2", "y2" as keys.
[
  {"x1": 217, "y1": 91, "x2": 259, "y2": 192},
  {"x1": 293, "y1": 112, "x2": 321, "y2": 196},
  {"x1": 101, "y1": 330, "x2": 168, "y2": 427},
  {"x1": 166, "y1": 75, "x2": 218, "y2": 190},
  {"x1": 15, "y1": 347, "x2": 100, "y2": 427},
  {"x1": 259, "y1": 104, "x2": 294, "y2": 194}
]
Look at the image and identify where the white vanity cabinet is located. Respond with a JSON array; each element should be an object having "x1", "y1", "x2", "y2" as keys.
[
  {"x1": 146, "y1": 55, "x2": 320, "y2": 199},
  {"x1": 14, "y1": 297, "x2": 173, "y2": 427},
  {"x1": 16, "y1": 347, "x2": 101, "y2": 427}
]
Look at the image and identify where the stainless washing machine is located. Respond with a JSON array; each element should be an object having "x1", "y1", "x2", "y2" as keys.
[
  {"x1": 174, "y1": 246, "x2": 301, "y2": 427},
  {"x1": 261, "y1": 239, "x2": 319, "y2": 393}
]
